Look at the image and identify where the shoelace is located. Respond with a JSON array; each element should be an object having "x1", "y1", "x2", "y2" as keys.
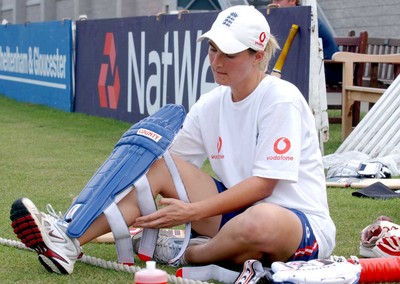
[
  {"x1": 46, "y1": 203, "x2": 64, "y2": 219},
  {"x1": 45, "y1": 204, "x2": 69, "y2": 229},
  {"x1": 154, "y1": 236, "x2": 183, "y2": 262},
  {"x1": 44, "y1": 203, "x2": 82, "y2": 256}
]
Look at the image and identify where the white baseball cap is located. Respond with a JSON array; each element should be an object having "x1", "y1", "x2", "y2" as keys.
[{"x1": 197, "y1": 5, "x2": 270, "y2": 54}]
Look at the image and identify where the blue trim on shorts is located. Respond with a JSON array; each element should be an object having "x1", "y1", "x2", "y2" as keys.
[
  {"x1": 198, "y1": 179, "x2": 319, "y2": 261},
  {"x1": 287, "y1": 208, "x2": 319, "y2": 261},
  {"x1": 191, "y1": 178, "x2": 240, "y2": 238},
  {"x1": 212, "y1": 178, "x2": 247, "y2": 229}
]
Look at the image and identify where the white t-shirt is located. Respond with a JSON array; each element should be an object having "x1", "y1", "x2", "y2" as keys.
[{"x1": 170, "y1": 75, "x2": 336, "y2": 258}]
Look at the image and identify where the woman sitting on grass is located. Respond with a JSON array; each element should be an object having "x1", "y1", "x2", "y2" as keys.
[{"x1": 10, "y1": 5, "x2": 336, "y2": 275}]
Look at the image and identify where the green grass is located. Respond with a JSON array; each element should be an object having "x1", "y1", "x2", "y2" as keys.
[
  {"x1": 0, "y1": 95, "x2": 399, "y2": 283},
  {"x1": 323, "y1": 111, "x2": 342, "y2": 155}
]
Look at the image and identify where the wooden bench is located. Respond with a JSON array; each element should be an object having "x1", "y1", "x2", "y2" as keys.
[
  {"x1": 331, "y1": 52, "x2": 400, "y2": 140},
  {"x1": 365, "y1": 38, "x2": 400, "y2": 87},
  {"x1": 326, "y1": 31, "x2": 368, "y2": 124},
  {"x1": 334, "y1": 75, "x2": 400, "y2": 158}
]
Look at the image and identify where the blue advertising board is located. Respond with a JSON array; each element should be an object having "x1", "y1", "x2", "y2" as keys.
[
  {"x1": 74, "y1": 6, "x2": 311, "y2": 122},
  {"x1": 0, "y1": 20, "x2": 73, "y2": 112}
]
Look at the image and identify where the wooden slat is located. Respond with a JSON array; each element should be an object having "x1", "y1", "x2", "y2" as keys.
[
  {"x1": 331, "y1": 52, "x2": 400, "y2": 140},
  {"x1": 336, "y1": 76, "x2": 400, "y2": 158},
  {"x1": 365, "y1": 38, "x2": 400, "y2": 83},
  {"x1": 327, "y1": 31, "x2": 368, "y2": 124}
]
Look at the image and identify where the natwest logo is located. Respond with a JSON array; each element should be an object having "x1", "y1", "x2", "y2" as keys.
[
  {"x1": 98, "y1": 32, "x2": 120, "y2": 109},
  {"x1": 211, "y1": 136, "x2": 224, "y2": 160},
  {"x1": 267, "y1": 137, "x2": 294, "y2": 161}
]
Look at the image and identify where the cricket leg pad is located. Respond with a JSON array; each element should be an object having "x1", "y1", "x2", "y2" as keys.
[{"x1": 63, "y1": 104, "x2": 186, "y2": 264}]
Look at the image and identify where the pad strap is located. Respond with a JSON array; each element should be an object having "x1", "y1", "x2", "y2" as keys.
[
  {"x1": 104, "y1": 201, "x2": 135, "y2": 264},
  {"x1": 177, "y1": 260, "x2": 272, "y2": 283},
  {"x1": 163, "y1": 151, "x2": 191, "y2": 264},
  {"x1": 134, "y1": 174, "x2": 159, "y2": 261},
  {"x1": 102, "y1": 150, "x2": 192, "y2": 264},
  {"x1": 177, "y1": 265, "x2": 239, "y2": 283},
  {"x1": 133, "y1": 150, "x2": 191, "y2": 264}
]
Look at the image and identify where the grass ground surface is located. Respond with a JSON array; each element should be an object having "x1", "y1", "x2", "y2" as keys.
[{"x1": 1, "y1": 95, "x2": 399, "y2": 283}]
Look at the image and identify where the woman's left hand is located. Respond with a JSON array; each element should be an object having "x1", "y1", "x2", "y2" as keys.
[{"x1": 133, "y1": 197, "x2": 194, "y2": 228}]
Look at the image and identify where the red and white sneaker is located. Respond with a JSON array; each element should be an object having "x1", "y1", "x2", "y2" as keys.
[
  {"x1": 359, "y1": 217, "x2": 400, "y2": 258},
  {"x1": 10, "y1": 198, "x2": 81, "y2": 274},
  {"x1": 373, "y1": 229, "x2": 400, "y2": 258}
]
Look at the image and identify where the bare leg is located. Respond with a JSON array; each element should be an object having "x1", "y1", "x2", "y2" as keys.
[
  {"x1": 77, "y1": 155, "x2": 221, "y2": 245},
  {"x1": 10, "y1": 155, "x2": 224, "y2": 275},
  {"x1": 184, "y1": 203, "x2": 303, "y2": 266},
  {"x1": 76, "y1": 156, "x2": 302, "y2": 267},
  {"x1": 77, "y1": 190, "x2": 142, "y2": 245}
]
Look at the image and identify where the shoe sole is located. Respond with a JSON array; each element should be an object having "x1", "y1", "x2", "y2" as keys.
[
  {"x1": 359, "y1": 244, "x2": 377, "y2": 258},
  {"x1": 10, "y1": 198, "x2": 69, "y2": 274}
]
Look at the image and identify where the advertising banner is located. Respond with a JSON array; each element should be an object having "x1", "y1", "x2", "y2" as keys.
[
  {"x1": 0, "y1": 20, "x2": 73, "y2": 112},
  {"x1": 74, "y1": 6, "x2": 311, "y2": 122}
]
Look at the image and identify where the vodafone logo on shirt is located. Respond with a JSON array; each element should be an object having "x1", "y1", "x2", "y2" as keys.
[
  {"x1": 267, "y1": 137, "x2": 294, "y2": 161},
  {"x1": 211, "y1": 136, "x2": 225, "y2": 160}
]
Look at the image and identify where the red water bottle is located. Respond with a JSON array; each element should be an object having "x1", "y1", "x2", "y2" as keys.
[{"x1": 134, "y1": 261, "x2": 168, "y2": 284}]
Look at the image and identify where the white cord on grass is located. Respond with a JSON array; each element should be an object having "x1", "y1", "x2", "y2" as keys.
[{"x1": 0, "y1": 237, "x2": 211, "y2": 284}]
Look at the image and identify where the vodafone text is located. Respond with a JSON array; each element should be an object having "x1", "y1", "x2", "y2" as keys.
[
  {"x1": 211, "y1": 154, "x2": 224, "y2": 160},
  {"x1": 266, "y1": 155, "x2": 294, "y2": 161}
]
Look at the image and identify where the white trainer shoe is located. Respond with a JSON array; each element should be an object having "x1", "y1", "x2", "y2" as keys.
[
  {"x1": 153, "y1": 234, "x2": 185, "y2": 265},
  {"x1": 10, "y1": 198, "x2": 81, "y2": 274},
  {"x1": 132, "y1": 231, "x2": 210, "y2": 266}
]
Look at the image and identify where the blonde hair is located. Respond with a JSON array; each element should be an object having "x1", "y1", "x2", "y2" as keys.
[{"x1": 260, "y1": 34, "x2": 280, "y2": 72}]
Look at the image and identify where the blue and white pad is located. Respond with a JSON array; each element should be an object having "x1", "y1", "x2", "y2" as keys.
[{"x1": 64, "y1": 104, "x2": 186, "y2": 263}]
